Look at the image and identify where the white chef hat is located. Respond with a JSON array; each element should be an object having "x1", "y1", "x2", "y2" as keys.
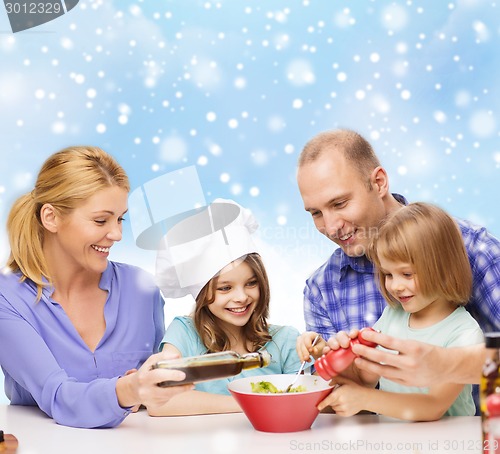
[
  {"x1": 128, "y1": 166, "x2": 206, "y2": 250},
  {"x1": 155, "y1": 198, "x2": 259, "y2": 300}
]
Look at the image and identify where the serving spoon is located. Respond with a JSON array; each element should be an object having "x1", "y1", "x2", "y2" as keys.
[{"x1": 285, "y1": 334, "x2": 321, "y2": 393}]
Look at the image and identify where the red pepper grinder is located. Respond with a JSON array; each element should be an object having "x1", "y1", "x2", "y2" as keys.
[
  {"x1": 486, "y1": 394, "x2": 500, "y2": 454},
  {"x1": 314, "y1": 327, "x2": 378, "y2": 380}
]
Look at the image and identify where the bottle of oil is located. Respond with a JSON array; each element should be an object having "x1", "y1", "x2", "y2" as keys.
[
  {"x1": 152, "y1": 350, "x2": 272, "y2": 387},
  {"x1": 481, "y1": 333, "x2": 500, "y2": 454}
]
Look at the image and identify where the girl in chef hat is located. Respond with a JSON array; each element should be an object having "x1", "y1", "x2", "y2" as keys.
[{"x1": 148, "y1": 199, "x2": 302, "y2": 416}]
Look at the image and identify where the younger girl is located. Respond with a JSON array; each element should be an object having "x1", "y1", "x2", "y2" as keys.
[
  {"x1": 149, "y1": 199, "x2": 301, "y2": 416},
  {"x1": 316, "y1": 202, "x2": 484, "y2": 420}
]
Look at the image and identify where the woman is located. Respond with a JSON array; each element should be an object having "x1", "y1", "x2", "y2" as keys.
[{"x1": 0, "y1": 146, "x2": 191, "y2": 428}]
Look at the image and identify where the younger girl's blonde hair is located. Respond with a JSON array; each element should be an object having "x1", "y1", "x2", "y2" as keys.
[
  {"x1": 368, "y1": 202, "x2": 472, "y2": 307},
  {"x1": 194, "y1": 253, "x2": 272, "y2": 353},
  {"x1": 7, "y1": 146, "x2": 129, "y2": 299}
]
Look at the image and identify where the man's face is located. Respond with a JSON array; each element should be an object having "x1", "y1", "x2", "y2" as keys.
[{"x1": 297, "y1": 151, "x2": 388, "y2": 257}]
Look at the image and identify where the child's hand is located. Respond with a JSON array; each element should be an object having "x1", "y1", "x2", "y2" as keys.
[
  {"x1": 323, "y1": 329, "x2": 360, "y2": 354},
  {"x1": 317, "y1": 376, "x2": 367, "y2": 416},
  {"x1": 296, "y1": 332, "x2": 326, "y2": 362}
]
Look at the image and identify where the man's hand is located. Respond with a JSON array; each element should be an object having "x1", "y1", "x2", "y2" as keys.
[
  {"x1": 351, "y1": 330, "x2": 441, "y2": 387},
  {"x1": 351, "y1": 330, "x2": 484, "y2": 386}
]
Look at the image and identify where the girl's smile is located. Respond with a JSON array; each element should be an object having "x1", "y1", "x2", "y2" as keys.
[
  {"x1": 396, "y1": 295, "x2": 414, "y2": 304},
  {"x1": 225, "y1": 304, "x2": 252, "y2": 315},
  {"x1": 208, "y1": 260, "x2": 260, "y2": 329}
]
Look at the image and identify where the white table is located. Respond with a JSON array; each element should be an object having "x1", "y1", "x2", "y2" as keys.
[{"x1": 0, "y1": 405, "x2": 483, "y2": 454}]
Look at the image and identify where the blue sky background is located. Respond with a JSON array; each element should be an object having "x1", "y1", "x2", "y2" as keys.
[{"x1": 0, "y1": 0, "x2": 498, "y2": 402}]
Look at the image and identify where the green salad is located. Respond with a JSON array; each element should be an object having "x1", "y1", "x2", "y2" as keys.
[{"x1": 250, "y1": 380, "x2": 307, "y2": 394}]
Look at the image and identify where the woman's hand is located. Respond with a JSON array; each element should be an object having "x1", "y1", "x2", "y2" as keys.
[
  {"x1": 296, "y1": 331, "x2": 326, "y2": 362},
  {"x1": 123, "y1": 369, "x2": 140, "y2": 412},
  {"x1": 116, "y1": 351, "x2": 194, "y2": 410}
]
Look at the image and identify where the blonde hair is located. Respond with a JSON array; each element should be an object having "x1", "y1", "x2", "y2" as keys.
[
  {"x1": 194, "y1": 253, "x2": 272, "y2": 353},
  {"x1": 7, "y1": 146, "x2": 130, "y2": 299},
  {"x1": 298, "y1": 129, "x2": 381, "y2": 190},
  {"x1": 368, "y1": 202, "x2": 472, "y2": 307}
]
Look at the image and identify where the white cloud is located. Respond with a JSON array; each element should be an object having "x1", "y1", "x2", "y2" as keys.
[
  {"x1": 190, "y1": 58, "x2": 223, "y2": 90},
  {"x1": 381, "y1": 4, "x2": 408, "y2": 32},
  {"x1": 159, "y1": 136, "x2": 188, "y2": 163},
  {"x1": 371, "y1": 94, "x2": 391, "y2": 114},
  {"x1": 469, "y1": 110, "x2": 496, "y2": 138},
  {"x1": 251, "y1": 149, "x2": 269, "y2": 166},
  {"x1": 286, "y1": 59, "x2": 315, "y2": 87}
]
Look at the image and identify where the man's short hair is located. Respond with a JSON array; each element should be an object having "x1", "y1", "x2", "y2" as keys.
[{"x1": 298, "y1": 129, "x2": 381, "y2": 188}]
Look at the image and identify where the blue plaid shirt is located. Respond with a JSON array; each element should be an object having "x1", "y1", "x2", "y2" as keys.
[{"x1": 303, "y1": 198, "x2": 500, "y2": 340}]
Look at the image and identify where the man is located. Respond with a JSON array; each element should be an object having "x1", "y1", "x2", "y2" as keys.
[{"x1": 296, "y1": 129, "x2": 499, "y2": 384}]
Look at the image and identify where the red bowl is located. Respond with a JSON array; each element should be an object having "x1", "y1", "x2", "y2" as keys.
[{"x1": 228, "y1": 374, "x2": 333, "y2": 433}]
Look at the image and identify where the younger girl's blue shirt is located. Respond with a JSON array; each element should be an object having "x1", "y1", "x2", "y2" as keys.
[
  {"x1": 0, "y1": 262, "x2": 164, "y2": 428},
  {"x1": 373, "y1": 305, "x2": 484, "y2": 416},
  {"x1": 162, "y1": 316, "x2": 302, "y2": 395}
]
